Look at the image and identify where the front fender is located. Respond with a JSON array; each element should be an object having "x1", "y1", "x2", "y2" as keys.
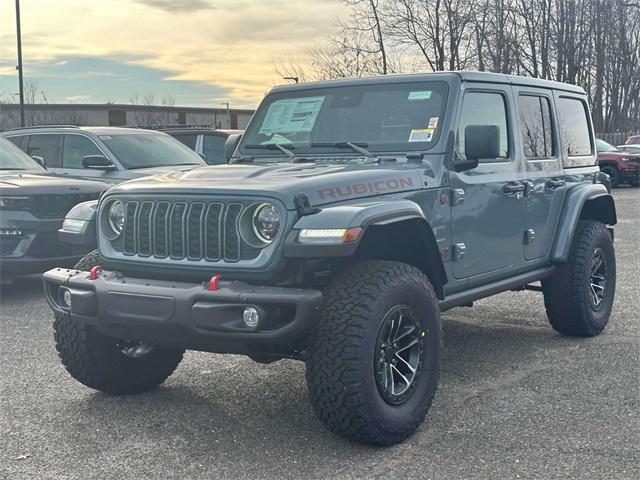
[
  {"x1": 57, "y1": 200, "x2": 99, "y2": 248},
  {"x1": 551, "y1": 183, "x2": 617, "y2": 263}
]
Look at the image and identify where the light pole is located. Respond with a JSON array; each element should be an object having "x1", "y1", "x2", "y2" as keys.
[
  {"x1": 221, "y1": 101, "x2": 230, "y2": 128},
  {"x1": 15, "y1": 0, "x2": 26, "y2": 127}
]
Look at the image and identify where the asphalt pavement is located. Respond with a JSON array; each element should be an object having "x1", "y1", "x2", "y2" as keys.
[{"x1": 1, "y1": 188, "x2": 638, "y2": 480}]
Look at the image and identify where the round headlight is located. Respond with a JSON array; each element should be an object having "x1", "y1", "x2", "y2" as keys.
[
  {"x1": 108, "y1": 200, "x2": 126, "y2": 236},
  {"x1": 252, "y1": 203, "x2": 280, "y2": 243}
]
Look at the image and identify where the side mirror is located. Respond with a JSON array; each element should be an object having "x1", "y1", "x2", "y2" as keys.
[
  {"x1": 225, "y1": 133, "x2": 243, "y2": 163},
  {"x1": 82, "y1": 155, "x2": 116, "y2": 170},
  {"x1": 31, "y1": 155, "x2": 47, "y2": 169},
  {"x1": 464, "y1": 124, "x2": 500, "y2": 162}
]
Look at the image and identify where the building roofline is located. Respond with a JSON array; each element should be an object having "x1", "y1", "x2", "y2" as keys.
[{"x1": 0, "y1": 103, "x2": 255, "y2": 114}]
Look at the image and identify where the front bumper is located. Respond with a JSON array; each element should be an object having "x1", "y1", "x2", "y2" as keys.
[
  {"x1": 43, "y1": 268, "x2": 322, "y2": 356},
  {"x1": 620, "y1": 165, "x2": 640, "y2": 184}
]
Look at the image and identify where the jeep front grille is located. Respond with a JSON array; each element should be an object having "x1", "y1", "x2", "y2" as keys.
[
  {"x1": 117, "y1": 199, "x2": 261, "y2": 262},
  {"x1": 31, "y1": 193, "x2": 99, "y2": 219}
]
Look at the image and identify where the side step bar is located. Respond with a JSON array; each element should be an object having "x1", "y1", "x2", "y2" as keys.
[{"x1": 439, "y1": 266, "x2": 555, "y2": 312}]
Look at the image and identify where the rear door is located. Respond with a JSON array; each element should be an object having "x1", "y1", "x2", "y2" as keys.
[
  {"x1": 24, "y1": 134, "x2": 62, "y2": 170},
  {"x1": 513, "y1": 87, "x2": 566, "y2": 261},
  {"x1": 450, "y1": 86, "x2": 526, "y2": 282}
]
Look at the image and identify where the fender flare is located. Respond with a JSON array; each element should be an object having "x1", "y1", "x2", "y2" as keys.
[
  {"x1": 284, "y1": 200, "x2": 448, "y2": 297},
  {"x1": 551, "y1": 183, "x2": 617, "y2": 263}
]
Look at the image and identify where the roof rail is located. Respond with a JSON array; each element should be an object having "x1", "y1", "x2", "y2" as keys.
[{"x1": 4, "y1": 124, "x2": 80, "y2": 131}]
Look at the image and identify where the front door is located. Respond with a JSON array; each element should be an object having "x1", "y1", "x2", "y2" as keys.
[
  {"x1": 450, "y1": 87, "x2": 526, "y2": 282},
  {"x1": 56, "y1": 134, "x2": 119, "y2": 182},
  {"x1": 513, "y1": 88, "x2": 566, "y2": 261}
]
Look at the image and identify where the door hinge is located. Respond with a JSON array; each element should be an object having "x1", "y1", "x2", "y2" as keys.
[
  {"x1": 524, "y1": 229, "x2": 536, "y2": 245},
  {"x1": 450, "y1": 188, "x2": 465, "y2": 206},
  {"x1": 452, "y1": 243, "x2": 466, "y2": 261}
]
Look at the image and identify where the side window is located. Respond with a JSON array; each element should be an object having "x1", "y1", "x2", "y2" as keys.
[
  {"x1": 458, "y1": 92, "x2": 509, "y2": 161},
  {"x1": 557, "y1": 97, "x2": 592, "y2": 157},
  {"x1": 203, "y1": 134, "x2": 227, "y2": 164},
  {"x1": 6, "y1": 136, "x2": 25, "y2": 150},
  {"x1": 62, "y1": 135, "x2": 103, "y2": 169},
  {"x1": 518, "y1": 95, "x2": 554, "y2": 159},
  {"x1": 26, "y1": 134, "x2": 61, "y2": 167},
  {"x1": 172, "y1": 134, "x2": 198, "y2": 151}
]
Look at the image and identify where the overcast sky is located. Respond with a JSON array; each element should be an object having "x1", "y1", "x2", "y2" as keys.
[{"x1": 0, "y1": 0, "x2": 346, "y2": 108}]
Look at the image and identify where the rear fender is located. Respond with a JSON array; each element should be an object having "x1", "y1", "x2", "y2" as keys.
[{"x1": 551, "y1": 184, "x2": 617, "y2": 263}]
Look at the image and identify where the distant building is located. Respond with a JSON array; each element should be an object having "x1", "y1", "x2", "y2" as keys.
[{"x1": 0, "y1": 103, "x2": 255, "y2": 131}]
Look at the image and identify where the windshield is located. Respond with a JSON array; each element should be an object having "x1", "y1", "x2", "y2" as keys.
[
  {"x1": 240, "y1": 81, "x2": 449, "y2": 159},
  {"x1": 596, "y1": 139, "x2": 619, "y2": 153},
  {"x1": 99, "y1": 133, "x2": 206, "y2": 169},
  {"x1": 0, "y1": 138, "x2": 45, "y2": 171}
]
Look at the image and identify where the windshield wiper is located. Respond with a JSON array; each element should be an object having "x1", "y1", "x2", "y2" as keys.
[
  {"x1": 245, "y1": 143, "x2": 296, "y2": 159},
  {"x1": 310, "y1": 142, "x2": 375, "y2": 159}
]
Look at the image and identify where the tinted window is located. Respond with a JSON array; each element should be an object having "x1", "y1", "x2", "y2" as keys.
[
  {"x1": 172, "y1": 133, "x2": 198, "y2": 150},
  {"x1": 6, "y1": 136, "x2": 24, "y2": 150},
  {"x1": 203, "y1": 134, "x2": 227, "y2": 164},
  {"x1": 557, "y1": 97, "x2": 592, "y2": 156},
  {"x1": 62, "y1": 135, "x2": 103, "y2": 168},
  {"x1": 26, "y1": 134, "x2": 61, "y2": 167},
  {"x1": 458, "y1": 92, "x2": 509, "y2": 160},
  {"x1": 99, "y1": 133, "x2": 205, "y2": 169},
  {"x1": 0, "y1": 138, "x2": 45, "y2": 171},
  {"x1": 518, "y1": 95, "x2": 554, "y2": 159}
]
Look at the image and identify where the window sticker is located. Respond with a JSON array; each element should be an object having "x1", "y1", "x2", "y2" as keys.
[
  {"x1": 259, "y1": 96, "x2": 325, "y2": 135},
  {"x1": 428, "y1": 117, "x2": 439, "y2": 129},
  {"x1": 409, "y1": 128, "x2": 434, "y2": 142},
  {"x1": 408, "y1": 91, "x2": 432, "y2": 101},
  {"x1": 99, "y1": 135, "x2": 112, "y2": 140}
]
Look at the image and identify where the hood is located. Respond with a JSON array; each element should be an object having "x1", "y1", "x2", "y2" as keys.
[
  {"x1": 0, "y1": 172, "x2": 109, "y2": 196},
  {"x1": 108, "y1": 162, "x2": 431, "y2": 209}
]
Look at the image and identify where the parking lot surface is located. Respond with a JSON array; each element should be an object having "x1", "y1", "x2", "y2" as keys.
[{"x1": 1, "y1": 188, "x2": 638, "y2": 480}]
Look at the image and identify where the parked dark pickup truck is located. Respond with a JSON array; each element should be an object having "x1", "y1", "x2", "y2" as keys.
[{"x1": 0, "y1": 138, "x2": 107, "y2": 281}]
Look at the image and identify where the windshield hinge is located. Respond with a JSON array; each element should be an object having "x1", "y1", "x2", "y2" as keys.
[{"x1": 294, "y1": 193, "x2": 320, "y2": 217}]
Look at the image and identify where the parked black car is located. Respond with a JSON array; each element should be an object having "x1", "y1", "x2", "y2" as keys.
[
  {"x1": 0, "y1": 138, "x2": 108, "y2": 282},
  {"x1": 162, "y1": 128, "x2": 242, "y2": 164}
]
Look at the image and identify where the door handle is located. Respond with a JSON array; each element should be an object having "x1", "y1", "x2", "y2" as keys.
[
  {"x1": 546, "y1": 178, "x2": 565, "y2": 190},
  {"x1": 503, "y1": 182, "x2": 525, "y2": 194}
]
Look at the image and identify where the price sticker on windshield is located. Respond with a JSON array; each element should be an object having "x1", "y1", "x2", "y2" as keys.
[
  {"x1": 408, "y1": 91, "x2": 432, "y2": 101},
  {"x1": 409, "y1": 128, "x2": 434, "y2": 142}
]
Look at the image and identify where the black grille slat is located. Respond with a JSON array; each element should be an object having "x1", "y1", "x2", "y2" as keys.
[
  {"x1": 138, "y1": 202, "x2": 154, "y2": 256},
  {"x1": 153, "y1": 202, "x2": 170, "y2": 257},
  {"x1": 187, "y1": 203, "x2": 205, "y2": 260},
  {"x1": 205, "y1": 203, "x2": 223, "y2": 260},
  {"x1": 123, "y1": 202, "x2": 138, "y2": 255},
  {"x1": 169, "y1": 202, "x2": 187, "y2": 259},
  {"x1": 224, "y1": 203, "x2": 242, "y2": 261}
]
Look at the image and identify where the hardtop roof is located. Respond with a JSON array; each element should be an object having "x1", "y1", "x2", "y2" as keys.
[{"x1": 270, "y1": 71, "x2": 586, "y2": 95}]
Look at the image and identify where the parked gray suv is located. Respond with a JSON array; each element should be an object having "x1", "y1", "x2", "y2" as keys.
[
  {"x1": 42, "y1": 72, "x2": 616, "y2": 446},
  {"x1": 1, "y1": 126, "x2": 205, "y2": 183}
]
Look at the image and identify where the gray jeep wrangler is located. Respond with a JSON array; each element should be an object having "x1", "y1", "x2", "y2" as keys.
[{"x1": 43, "y1": 72, "x2": 617, "y2": 446}]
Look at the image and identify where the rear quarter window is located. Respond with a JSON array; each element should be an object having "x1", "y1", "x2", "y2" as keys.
[{"x1": 556, "y1": 96, "x2": 595, "y2": 168}]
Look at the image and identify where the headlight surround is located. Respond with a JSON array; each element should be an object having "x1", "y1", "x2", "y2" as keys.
[
  {"x1": 252, "y1": 203, "x2": 281, "y2": 244},
  {"x1": 105, "y1": 200, "x2": 125, "y2": 238},
  {"x1": 0, "y1": 196, "x2": 30, "y2": 210}
]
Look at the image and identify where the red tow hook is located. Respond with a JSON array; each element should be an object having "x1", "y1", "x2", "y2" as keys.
[
  {"x1": 88, "y1": 265, "x2": 102, "y2": 280},
  {"x1": 208, "y1": 274, "x2": 222, "y2": 291}
]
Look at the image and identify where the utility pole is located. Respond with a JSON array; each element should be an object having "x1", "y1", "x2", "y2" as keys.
[
  {"x1": 15, "y1": 0, "x2": 26, "y2": 127},
  {"x1": 221, "y1": 101, "x2": 230, "y2": 128}
]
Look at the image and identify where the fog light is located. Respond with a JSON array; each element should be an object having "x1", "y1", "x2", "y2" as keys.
[
  {"x1": 0, "y1": 228, "x2": 24, "y2": 237},
  {"x1": 59, "y1": 287, "x2": 72, "y2": 309},
  {"x1": 243, "y1": 307, "x2": 260, "y2": 328}
]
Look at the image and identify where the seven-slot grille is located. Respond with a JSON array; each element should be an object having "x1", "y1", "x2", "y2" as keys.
[{"x1": 116, "y1": 199, "x2": 261, "y2": 262}]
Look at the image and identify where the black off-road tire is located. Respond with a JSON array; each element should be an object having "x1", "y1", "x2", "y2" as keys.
[
  {"x1": 53, "y1": 251, "x2": 184, "y2": 395},
  {"x1": 600, "y1": 166, "x2": 619, "y2": 188},
  {"x1": 306, "y1": 261, "x2": 441, "y2": 446},
  {"x1": 542, "y1": 221, "x2": 615, "y2": 337}
]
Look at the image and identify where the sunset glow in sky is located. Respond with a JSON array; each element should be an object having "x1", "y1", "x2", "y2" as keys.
[{"x1": 0, "y1": 0, "x2": 346, "y2": 108}]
